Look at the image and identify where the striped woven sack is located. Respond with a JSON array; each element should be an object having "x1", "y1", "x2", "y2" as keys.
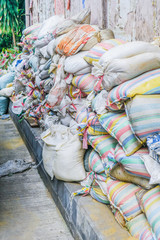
[
  {"x1": 84, "y1": 39, "x2": 126, "y2": 64},
  {"x1": 75, "y1": 106, "x2": 93, "y2": 124},
  {"x1": 102, "y1": 178, "x2": 142, "y2": 221},
  {"x1": 114, "y1": 144, "x2": 151, "y2": 179},
  {"x1": 90, "y1": 185, "x2": 110, "y2": 204},
  {"x1": 139, "y1": 226, "x2": 156, "y2": 240},
  {"x1": 83, "y1": 148, "x2": 107, "y2": 182},
  {"x1": 78, "y1": 115, "x2": 107, "y2": 136},
  {"x1": 98, "y1": 111, "x2": 142, "y2": 156},
  {"x1": 87, "y1": 134, "x2": 117, "y2": 163},
  {"x1": 111, "y1": 206, "x2": 126, "y2": 228},
  {"x1": 72, "y1": 73, "x2": 98, "y2": 95},
  {"x1": 68, "y1": 84, "x2": 87, "y2": 99},
  {"x1": 142, "y1": 185, "x2": 160, "y2": 239},
  {"x1": 125, "y1": 95, "x2": 160, "y2": 143},
  {"x1": 106, "y1": 68, "x2": 160, "y2": 111},
  {"x1": 126, "y1": 214, "x2": 154, "y2": 239},
  {"x1": 88, "y1": 149, "x2": 105, "y2": 174}
]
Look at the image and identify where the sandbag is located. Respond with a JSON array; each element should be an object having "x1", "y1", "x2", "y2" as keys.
[
  {"x1": 22, "y1": 23, "x2": 41, "y2": 36},
  {"x1": 38, "y1": 15, "x2": 64, "y2": 39},
  {"x1": 101, "y1": 178, "x2": 142, "y2": 221},
  {"x1": 106, "y1": 68, "x2": 160, "y2": 111},
  {"x1": 84, "y1": 39, "x2": 126, "y2": 65},
  {"x1": 72, "y1": 73, "x2": 98, "y2": 95},
  {"x1": 47, "y1": 39, "x2": 56, "y2": 57},
  {"x1": 0, "y1": 87, "x2": 14, "y2": 97},
  {"x1": 40, "y1": 45, "x2": 50, "y2": 59},
  {"x1": 60, "y1": 113, "x2": 73, "y2": 127},
  {"x1": 88, "y1": 134, "x2": 117, "y2": 162},
  {"x1": 90, "y1": 181, "x2": 109, "y2": 204},
  {"x1": 91, "y1": 90, "x2": 108, "y2": 115},
  {"x1": 64, "y1": 51, "x2": 91, "y2": 74},
  {"x1": 44, "y1": 59, "x2": 52, "y2": 70},
  {"x1": 141, "y1": 186, "x2": 160, "y2": 240},
  {"x1": 100, "y1": 29, "x2": 115, "y2": 41},
  {"x1": 100, "y1": 52, "x2": 160, "y2": 91},
  {"x1": 98, "y1": 111, "x2": 142, "y2": 156},
  {"x1": 110, "y1": 164, "x2": 153, "y2": 189},
  {"x1": 80, "y1": 31, "x2": 101, "y2": 51},
  {"x1": 0, "y1": 72, "x2": 15, "y2": 90},
  {"x1": 47, "y1": 56, "x2": 67, "y2": 107},
  {"x1": 126, "y1": 214, "x2": 154, "y2": 239},
  {"x1": 55, "y1": 8, "x2": 91, "y2": 36},
  {"x1": 56, "y1": 25, "x2": 99, "y2": 56},
  {"x1": 28, "y1": 54, "x2": 39, "y2": 72},
  {"x1": 99, "y1": 41, "x2": 160, "y2": 67},
  {"x1": 141, "y1": 154, "x2": 160, "y2": 185},
  {"x1": 92, "y1": 41, "x2": 160, "y2": 83},
  {"x1": 81, "y1": 29, "x2": 115, "y2": 51},
  {"x1": 0, "y1": 96, "x2": 9, "y2": 115},
  {"x1": 40, "y1": 58, "x2": 47, "y2": 65},
  {"x1": 114, "y1": 144, "x2": 151, "y2": 179},
  {"x1": 67, "y1": 84, "x2": 86, "y2": 99},
  {"x1": 75, "y1": 66, "x2": 91, "y2": 75},
  {"x1": 125, "y1": 95, "x2": 160, "y2": 142},
  {"x1": 39, "y1": 70, "x2": 50, "y2": 80},
  {"x1": 41, "y1": 125, "x2": 86, "y2": 181}
]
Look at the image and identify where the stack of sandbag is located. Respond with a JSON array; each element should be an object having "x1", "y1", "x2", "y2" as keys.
[
  {"x1": 0, "y1": 72, "x2": 15, "y2": 115},
  {"x1": 9, "y1": 9, "x2": 160, "y2": 239},
  {"x1": 11, "y1": 9, "x2": 93, "y2": 125},
  {"x1": 77, "y1": 41, "x2": 160, "y2": 239}
]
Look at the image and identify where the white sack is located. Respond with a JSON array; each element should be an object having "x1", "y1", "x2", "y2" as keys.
[
  {"x1": 41, "y1": 125, "x2": 86, "y2": 181},
  {"x1": 64, "y1": 51, "x2": 91, "y2": 74},
  {"x1": 141, "y1": 154, "x2": 160, "y2": 185},
  {"x1": 101, "y1": 52, "x2": 160, "y2": 90},
  {"x1": 0, "y1": 87, "x2": 14, "y2": 97},
  {"x1": 92, "y1": 41, "x2": 160, "y2": 78},
  {"x1": 40, "y1": 45, "x2": 50, "y2": 59},
  {"x1": 47, "y1": 39, "x2": 56, "y2": 57},
  {"x1": 91, "y1": 90, "x2": 108, "y2": 114},
  {"x1": 60, "y1": 113, "x2": 73, "y2": 127},
  {"x1": 40, "y1": 58, "x2": 47, "y2": 65},
  {"x1": 39, "y1": 70, "x2": 50, "y2": 80},
  {"x1": 28, "y1": 55, "x2": 39, "y2": 72},
  {"x1": 38, "y1": 15, "x2": 64, "y2": 39},
  {"x1": 75, "y1": 66, "x2": 91, "y2": 75}
]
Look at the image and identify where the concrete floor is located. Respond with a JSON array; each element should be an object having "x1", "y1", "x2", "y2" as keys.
[{"x1": 0, "y1": 118, "x2": 74, "y2": 240}]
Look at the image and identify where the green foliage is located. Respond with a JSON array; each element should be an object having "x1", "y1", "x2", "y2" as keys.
[
  {"x1": 0, "y1": 47, "x2": 20, "y2": 70},
  {"x1": 0, "y1": 0, "x2": 19, "y2": 33},
  {"x1": 0, "y1": 0, "x2": 25, "y2": 49}
]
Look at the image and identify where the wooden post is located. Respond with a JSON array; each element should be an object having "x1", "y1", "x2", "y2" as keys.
[{"x1": 25, "y1": 0, "x2": 30, "y2": 27}]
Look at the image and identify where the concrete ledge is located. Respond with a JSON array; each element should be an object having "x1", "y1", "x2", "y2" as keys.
[{"x1": 9, "y1": 102, "x2": 130, "y2": 240}]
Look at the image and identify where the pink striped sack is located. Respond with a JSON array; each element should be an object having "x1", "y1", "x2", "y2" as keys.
[
  {"x1": 101, "y1": 178, "x2": 142, "y2": 221},
  {"x1": 75, "y1": 108, "x2": 107, "y2": 150},
  {"x1": 142, "y1": 186, "x2": 160, "y2": 240},
  {"x1": 114, "y1": 144, "x2": 151, "y2": 179},
  {"x1": 87, "y1": 134, "x2": 117, "y2": 163},
  {"x1": 126, "y1": 214, "x2": 154, "y2": 239},
  {"x1": 84, "y1": 39, "x2": 126, "y2": 64},
  {"x1": 67, "y1": 84, "x2": 86, "y2": 99},
  {"x1": 72, "y1": 73, "x2": 98, "y2": 95},
  {"x1": 98, "y1": 111, "x2": 142, "y2": 156},
  {"x1": 106, "y1": 68, "x2": 160, "y2": 111},
  {"x1": 87, "y1": 149, "x2": 107, "y2": 182}
]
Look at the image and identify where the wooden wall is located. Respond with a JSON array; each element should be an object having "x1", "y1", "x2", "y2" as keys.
[{"x1": 30, "y1": 0, "x2": 160, "y2": 42}]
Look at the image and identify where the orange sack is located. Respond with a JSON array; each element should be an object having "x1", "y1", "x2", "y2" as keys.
[{"x1": 56, "y1": 24, "x2": 98, "y2": 56}]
